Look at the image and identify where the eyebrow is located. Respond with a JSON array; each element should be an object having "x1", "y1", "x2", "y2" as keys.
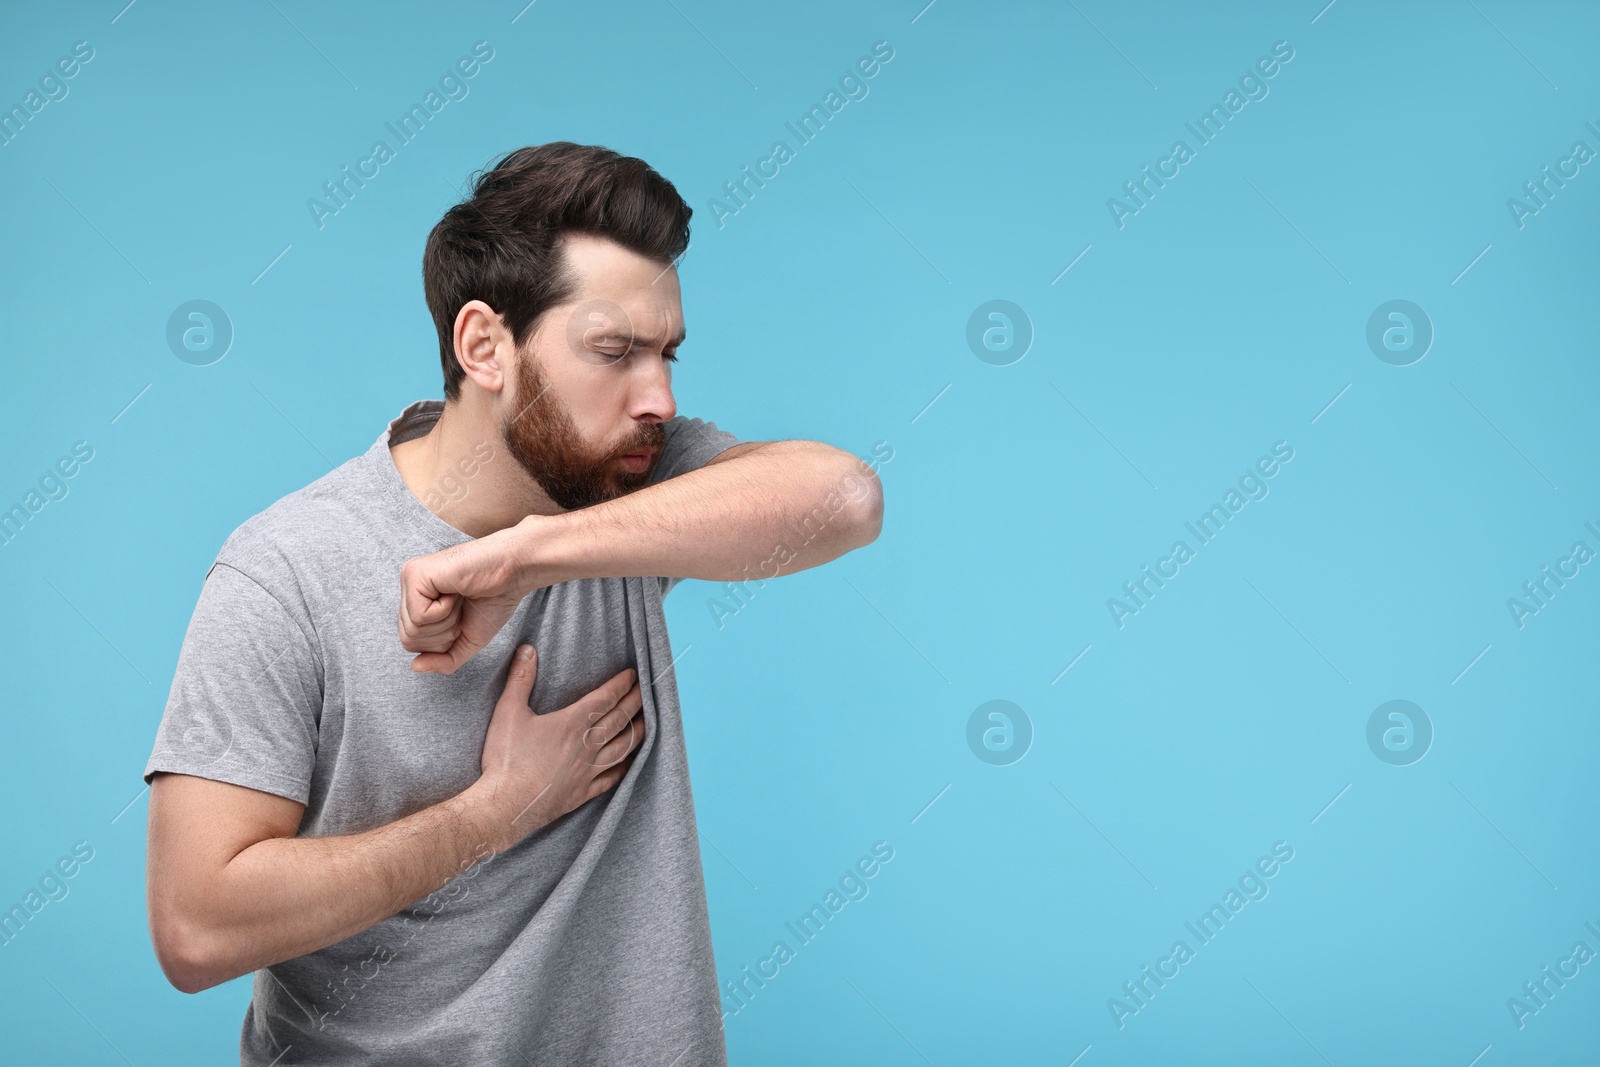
[{"x1": 590, "y1": 327, "x2": 685, "y2": 349}]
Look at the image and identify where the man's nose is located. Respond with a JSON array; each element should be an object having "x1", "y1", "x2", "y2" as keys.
[{"x1": 633, "y1": 361, "x2": 676, "y2": 425}]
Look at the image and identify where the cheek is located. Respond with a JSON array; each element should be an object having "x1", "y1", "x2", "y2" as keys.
[{"x1": 566, "y1": 389, "x2": 628, "y2": 446}]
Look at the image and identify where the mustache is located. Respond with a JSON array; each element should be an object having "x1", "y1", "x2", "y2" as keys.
[{"x1": 616, "y1": 424, "x2": 666, "y2": 458}]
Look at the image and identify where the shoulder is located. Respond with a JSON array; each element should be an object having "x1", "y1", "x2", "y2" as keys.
[
  {"x1": 210, "y1": 453, "x2": 376, "y2": 610},
  {"x1": 660, "y1": 413, "x2": 738, "y2": 442}
]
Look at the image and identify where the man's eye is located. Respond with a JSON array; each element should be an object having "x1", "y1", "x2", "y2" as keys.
[{"x1": 593, "y1": 348, "x2": 676, "y2": 365}]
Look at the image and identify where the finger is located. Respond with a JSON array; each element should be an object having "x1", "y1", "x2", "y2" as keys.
[
  {"x1": 410, "y1": 651, "x2": 455, "y2": 674},
  {"x1": 398, "y1": 573, "x2": 457, "y2": 650},
  {"x1": 582, "y1": 705, "x2": 633, "y2": 760},
  {"x1": 400, "y1": 560, "x2": 454, "y2": 635},
  {"x1": 434, "y1": 630, "x2": 493, "y2": 676},
  {"x1": 594, "y1": 720, "x2": 643, "y2": 773},
  {"x1": 402, "y1": 593, "x2": 456, "y2": 642},
  {"x1": 402, "y1": 603, "x2": 463, "y2": 655},
  {"x1": 591, "y1": 708, "x2": 644, "y2": 769},
  {"x1": 590, "y1": 737, "x2": 641, "y2": 786},
  {"x1": 410, "y1": 635, "x2": 484, "y2": 675},
  {"x1": 583, "y1": 680, "x2": 642, "y2": 750},
  {"x1": 410, "y1": 628, "x2": 460, "y2": 653},
  {"x1": 494, "y1": 644, "x2": 539, "y2": 705},
  {"x1": 565, "y1": 666, "x2": 636, "y2": 721},
  {"x1": 587, "y1": 752, "x2": 636, "y2": 798},
  {"x1": 416, "y1": 591, "x2": 460, "y2": 627},
  {"x1": 416, "y1": 592, "x2": 458, "y2": 625},
  {"x1": 590, "y1": 665, "x2": 635, "y2": 694},
  {"x1": 400, "y1": 614, "x2": 464, "y2": 655},
  {"x1": 416, "y1": 597, "x2": 459, "y2": 625},
  {"x1": 408, "y1": 634, "x2": 456, "y2": 657}
]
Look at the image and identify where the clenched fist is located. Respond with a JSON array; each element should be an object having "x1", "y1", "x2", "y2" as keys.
[{"x1": 399, "y1": 519, "x2": 546, "y2": 675}]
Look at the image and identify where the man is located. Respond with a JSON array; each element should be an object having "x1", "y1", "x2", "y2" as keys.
[{"x1": 142, "y1": 141, "x2": 883, "y2": 1066}]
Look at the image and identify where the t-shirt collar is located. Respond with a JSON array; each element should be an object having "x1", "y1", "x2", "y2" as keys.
[{"x1": 372, "y1": 399, "x2": 475, "y2": 551}]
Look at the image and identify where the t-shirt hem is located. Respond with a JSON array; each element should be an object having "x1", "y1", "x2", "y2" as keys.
[{"x1": 143, "y1": 757, "x2": 311, "y2": 807}]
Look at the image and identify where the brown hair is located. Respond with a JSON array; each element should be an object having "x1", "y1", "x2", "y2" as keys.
[{"x1": 422, "y1": 142, "x2": 692, "y2": 402}]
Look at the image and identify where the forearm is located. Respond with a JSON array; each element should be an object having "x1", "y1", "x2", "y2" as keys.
[
  {"x1": 518, "y1": 442, "x2": 883, "y2": 588},
  {"x1": 187, "y1": 782, "x2": 513, "y2": 990}
]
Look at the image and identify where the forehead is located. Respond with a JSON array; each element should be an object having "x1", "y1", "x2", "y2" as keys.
[{"x1": 559, "y1": 233, "x2": 684, "y2": 344}]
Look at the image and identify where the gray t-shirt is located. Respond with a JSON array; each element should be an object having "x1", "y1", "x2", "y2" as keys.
[{"x1": 143, "y1": 399, "x2": 741, "y2": 1066}]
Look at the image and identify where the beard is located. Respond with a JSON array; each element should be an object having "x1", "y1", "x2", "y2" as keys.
[{"x1": 500, "y1": 353, "x2": 665, "y2": 512}]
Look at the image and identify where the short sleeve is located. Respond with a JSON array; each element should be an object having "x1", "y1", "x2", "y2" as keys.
[
  {"x1": 648, "y1": 415, "x2": 743, "y2": 597},
  {"x1": 142, "y1": 560, "x2": 323, "y2": 805}
]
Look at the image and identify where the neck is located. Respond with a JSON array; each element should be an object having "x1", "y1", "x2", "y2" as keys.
[{"x1": 390, "y1": 396, "x2": 559, "y2": 538}]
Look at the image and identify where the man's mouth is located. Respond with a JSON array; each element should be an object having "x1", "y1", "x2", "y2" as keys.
[{"x1": 618, "y1": 449, "x2": 655, "y2": 472}]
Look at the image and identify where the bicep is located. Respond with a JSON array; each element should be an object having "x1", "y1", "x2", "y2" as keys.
[
  {"x1": 148, "y1": 771, "x2": 305, "y2": 867},
  {"x1": 148, "y1": 772, "x2": 305, "y2": 914}
]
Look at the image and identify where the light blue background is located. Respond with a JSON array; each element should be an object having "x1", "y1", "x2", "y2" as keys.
[{"x1": 2, "y1": 0, "x2": 1597, "y2": 1063}]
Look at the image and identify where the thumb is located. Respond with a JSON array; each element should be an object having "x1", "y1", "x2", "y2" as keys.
[{"x1": 498, "y1": 644, "x2": 539, "y2": 708}]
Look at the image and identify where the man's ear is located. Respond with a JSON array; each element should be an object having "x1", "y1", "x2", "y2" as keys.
[{"x1": 454, "y1": 300, "x2": 512, "y2": 395}]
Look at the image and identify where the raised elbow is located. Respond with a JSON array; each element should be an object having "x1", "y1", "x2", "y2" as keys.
[
  {"x1": 853, "y1": 488, "x2": 882, "y2": 547},
  {"x1": 845, "y1": 457, "x2": 884, "y2": 547}
]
